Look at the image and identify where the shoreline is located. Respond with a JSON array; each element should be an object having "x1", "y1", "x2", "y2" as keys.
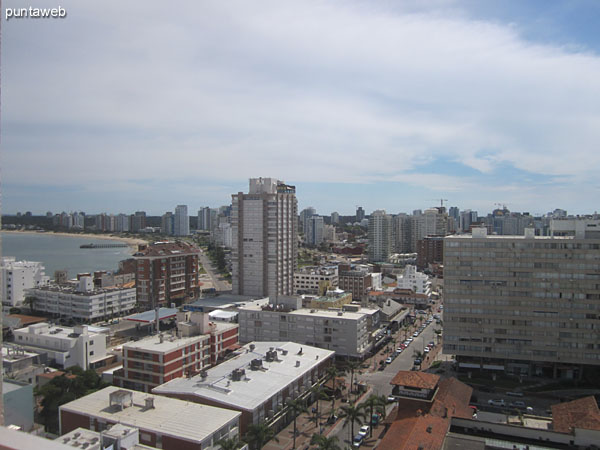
[{"x1": 1, "y1": 229, "x2": 147, "y2": 250}]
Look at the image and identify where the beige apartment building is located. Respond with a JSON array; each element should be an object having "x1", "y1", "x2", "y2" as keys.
[{"x1": 444, "y1": 227, "x2": 600, "y2": 378}]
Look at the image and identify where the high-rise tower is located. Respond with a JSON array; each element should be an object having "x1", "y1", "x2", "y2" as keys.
[{"x1": 231, "y1": 178, "x2": 298, "y2": 297}]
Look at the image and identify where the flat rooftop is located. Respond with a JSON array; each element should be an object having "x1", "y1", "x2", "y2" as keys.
[
  {"x1": 153, "y1": 341, "x2": 334, "y2": 412},
  {"x1": 60, "y1": 386, "x2": 241, "y2": 443},
  {"x1": 123, "y1": 333, "x2": 207, "y2": 353},
  {"x1": 125, "y1": 308, "x2": 178, "y2": 323},
  {"x1": 186, "y1": 295, "x2": 268, "y2": 310}
]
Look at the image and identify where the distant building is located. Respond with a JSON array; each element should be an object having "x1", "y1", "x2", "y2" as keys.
[
  {"x1": 299, "y1": 207, "x2": 317, "y2": 234},
  {"x1": 330, "y1": 211, "x2": 339, "y2": 224},
  {"x1": 59, "y1": 387, "x2": 242, "y2": 450},
  {"x1": 13, "y1": 324, "x2": 108, "y2": 370},
  {"x1": 1, "y1": 257, "x2": 50, "y2": 309},
  {"x1": 368, "y1": 210, "x2": 393, "y2": 262},
  {"x1": 305, "y1": 215, "x2": 324, "y2": 247},
  {"x1": 197, "y1": 207, "x2": 212, "y2": 231},
  {"x1": 161, "y1": 212, "x2": 174, "y2": 235},
  {"x1": 337, "y1": 264, "x2": 373, "y2": 301},
  {"x1": 3, "y1": 379, "x2": 34, "y2": 431},
  {"x1": 416, "y1": 235, "x2": 444, "y2": 270},
  {"x1": 174, "y1": 204, "x2": 189, "y2": 236},
  {"x1": 396, "y1": 265, "x2": 431, "y2": 296},
  {"x1": 294, "y1": 266, "x2": 338, "y2": 295},
  {"x1": 356, "y1": 206, "x2": 365, "y2": 222},
  {"x1": 130, "y1": 211, "x2": 146, "y2": 232},
  {"x1": 153, "y1": 341, "x2": 334, "y2": 434},
  {"x1": 25, "y1": 276, "x2": 136, "y2": 322},
  {"x1": 231, "y1": 178, "x2": 297, "y2": 297}
]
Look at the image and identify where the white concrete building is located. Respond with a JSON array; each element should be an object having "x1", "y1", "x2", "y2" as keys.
[
  {"x1": 153, "y1": 341, "x2": 334, "y2": 433},
  {"x1": 1, "y1": 257, "x2": 50, "y2": 309},
  {"x1": 232, "y1": 178, "x2": 297, "y2": 297},
  {"x1": 396, "y1": 265, "x2": 431, "y2": 296},
  {"x1": 26, "y1": 277, "x2": 136, "y2": 322},
  {"x1": 174, "y1": 204, "x2": 190, "y2": 236},
  {"x1": 114, "y1": 214, "x2": 129, "y2": 232},
  {"x1": 294, "y1": 266, "x2": 338, "y2": 295},
  {"x1": 13, "y1": 323, "x2": 108, "y2": 370},
  {"x1": 238, "y1": 303, "x2": 371, "y2": 358}
]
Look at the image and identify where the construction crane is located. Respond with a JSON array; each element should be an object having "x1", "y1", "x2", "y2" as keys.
[{"x1": 431, "y1": 199, "x2": 448, "y2": 208}]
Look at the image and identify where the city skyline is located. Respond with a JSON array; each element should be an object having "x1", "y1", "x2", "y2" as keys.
[{"x1": 3, "y1": 1, "x2": 600, "y2": 215}]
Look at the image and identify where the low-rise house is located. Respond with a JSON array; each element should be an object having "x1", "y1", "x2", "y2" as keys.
[{"x1": 13, "y1": 323, "x2": 108, "y2": 370}]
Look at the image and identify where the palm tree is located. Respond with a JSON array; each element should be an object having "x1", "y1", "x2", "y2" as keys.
[
  {"x1": 244, "y1": 421, "x2": 278, "y2": 450},
  {"x1": 23, "y1": 295, "x2": 37, "y2": 314},
  {"x1": 310, "y1": 383, "x2": 330, "y2": 421},
  {"x1": 310, "y1": 434, "x2": 342, "y2": 450},
  {"x1": 345, "y1": 359, "x2": 362, "y2": 400},
  {"x1": 339, "y1": 402, "x2": 367, "y2": 442},
  {"x1": 217, "y1": 436, "x2": 243, "y2": 450},
  {"x1": 287, "y1": 398, "x2": 308, "y2": 449},
  {"x1": 325, "y1": 365, "x2": 345, "y2": 414},
  {"x1": 360, "y1": 395, "x2": 386, "y2": 437}
]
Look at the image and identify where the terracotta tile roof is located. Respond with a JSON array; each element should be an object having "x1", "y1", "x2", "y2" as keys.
[
  {"x1": 6, "y1": 314, "x2": 46, "y2": 326},
  {"x1": 368, "y1": 291, "x2": 388, "y2": 296},
  {"x1": 552, "y1": 396, "x2": 600, "y2": 433},
  {"x1": 37, "y1": 371, "x2": 77, "y2": 380},
  {"x1": 134, "y1": 241, "x2": 199, "y2": 258},
  {"x1": 391, "y1": 371, "x2": 440, "y2": 390},
  {"x1": 429, "y1": 377, "x2": 474, "y2": 420},
  {"x1": 378, "y1": 415, "x2": 450, "y2": 450}
]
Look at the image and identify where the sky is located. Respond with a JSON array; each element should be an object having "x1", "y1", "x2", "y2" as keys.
[{"x1": 2, "y1": 0, "x2": 600, "y2": 216}]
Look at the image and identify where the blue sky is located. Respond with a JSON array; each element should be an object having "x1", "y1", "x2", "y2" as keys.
[{"x1": 2, "y1": 0, "x2": 600, "y2": 216}]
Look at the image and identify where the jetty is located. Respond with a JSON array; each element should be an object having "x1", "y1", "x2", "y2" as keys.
[{"x1": 80, "y1": 243, "x2": 128, "y2": 249}]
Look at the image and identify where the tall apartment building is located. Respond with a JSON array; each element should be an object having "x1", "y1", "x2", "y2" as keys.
[
  {"x1": 331, "y1": 211, "x2": 339, "y2": 224},
  {"x1": 130, "y1": 211, "x2": 146, "y2": 232},
  {"x1": 197, "y1": 207, "x2": 211, "y2": 231},
  {"x1": 114, "y1": 213, "x2": 130, "y2": 232},
  {"x1": 231, "y1": 178, "x2": 298, "y2": 297},
  {"x1": 410, "y1": 207, "x2": 448, "y2": 251},
  {"x1": 161, "y1": 212, "x2": 174, "y2": 235},
  {"x1": 416, "y1": 235, "x2": 445, "y2": 270},
  {"x1": 294, "y1": 266, "x2": 338, "y2": 295},
  {"x1": 1, "y1": 257, "x2": 50, "y2": 308},
  {"x1": 356, "y1": 206, "x2": 365, "y2": 222},
  {"x1": 368, "y1": 210, "x2": 393, "y2": 262},
  {"x1": 174, "y1": 205, "x2": 189, "y2": 236},
  {"x1": 299, "y1": 207, "x2": 316, "y2": 233},
  {"x1": 305, "y1": 215, "x2": 324, "y2": 247},
  {"x1": 393, "y1": 213, "x2": 412, "y2": 253},
  {"x1": 444, "y1": 227, "x2": 600, "y2": 378},
  {"x1": 133, "y1": 241, "x2": 200, "y2": 308}
]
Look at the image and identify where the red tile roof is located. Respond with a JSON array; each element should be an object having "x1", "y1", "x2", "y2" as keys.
[
  {"x1": 552, "y1": 396, "x2": 600, "y2": 433},
  {"x1": 134, "y1": 241, "x2": 199, "y2": 258},
  {"x1": 429, "y1": 378, "x2": 474, "y2": 420},
  {"x1": 391, "y1": 371, "x2": 440, "y2": 390},
  {"x1": 378, "y1": 415, "x2": 450, "y2": 450},
  {"x1": 6, "y1": 314, "x2": 46, "y2": 326}
]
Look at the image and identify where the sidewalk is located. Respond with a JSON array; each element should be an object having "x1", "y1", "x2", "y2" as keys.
[{"x1": 263, "y1": 385, "x2": 373, "y2": 450}]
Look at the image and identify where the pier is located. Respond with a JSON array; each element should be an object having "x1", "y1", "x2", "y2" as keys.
[{"x1": 80, "y1": 243, "x2": 128, "y2": 249}]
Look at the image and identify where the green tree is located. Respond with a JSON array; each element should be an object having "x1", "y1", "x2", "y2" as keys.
[
  {"x1": 217, "y1": 436, "x2": 243, "y2": 450},
  {"x1": 325, "y1": 365, "x2": 346, "y2": 414},
  {"x1": 345, "y1": 360, "x2": 362, "y2": 400},
  {"x1": 360, "y1": 395, "x2": 387, "y2": 437},
  {"x1": 23, "y1": 295, "x2": 37, "y2": 314},
  {"x1": 310, "y1": 434, "x2": 342, "y2": 450},
  {"x1": 244, "y1": 421, "x2": 278, "y2": 450},
  {"x1": 287, "y1": 398, "x2": 308, "y2": 449},
  {"x1": 339, "y1": 402, "x2": 367, "y2": 442},
  {"x1": 310, "y1": 383, "x2": 330, "y2": 423}
]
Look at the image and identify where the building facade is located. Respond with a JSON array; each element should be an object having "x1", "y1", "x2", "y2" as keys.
[
  {"x1": 294, "y1": 266, "x2": 338, "y2": 295},
  {"x1": 113, "y1": 333, "x2": 210, "y2": 393},
  {"x1": 368, "y1": 210, "x2": 393, "y2": 262},
  {"x1": 1, "y1": 257, "x2": 50, "y2": 309},
  {"x1": 444, "y1": 227, "x2": 600, "y2": 378},
  {"x1": 337, "y1": 264, "x2": 373, "y2": 301},
  {"x1": 231, "y1": 178, "x2": 298, "y2": 297},
  {"x1": 305, "y1": 215, "x2": 324, "y2": 247},
  {"x1": 133, "y1": 241, "x2": 200, "y2": 309},
  {"x1": 26, "y1": 277, "x2": 136, "y2": 322},
  {"x1": 174, "y1": 204, "x2": 190, "y2": 236}
]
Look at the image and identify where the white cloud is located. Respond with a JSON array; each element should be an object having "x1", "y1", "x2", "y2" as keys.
[{"x1": 3, "y1": 0, "x2": 600, "y2": 212}]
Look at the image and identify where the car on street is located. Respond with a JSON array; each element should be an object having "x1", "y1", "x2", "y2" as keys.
[
  {"x1": 413, "y1": 332, "x2": 419, "y2": 337},
  {"x1": 359, "y1": 425, "x2": 370, "y2": 437},
  {"x1": 352, "y1": 434, "x2": 364, "y2": 447},
  {"x1": 385, "y1": 357, "x2": 393, "y2": 364},
  {"x1": 407, "y1": 338, "x2": 414, "y2": 343},
  {"x1": 423, "y1": 347, "x2": 430, "y2": 353},
  {"x1": 387, "y1": 395, "x2": 396, "y2": 403},
  {"x1": 371, "y1": 413, "x2": 382, "y2": 425},
  {"x1": 488, "y1": 399, "x2": 506, "y2": 407},
  {"x1": 395, "y1": 348, "x2": 403, "y2": 354},
  {"x1": 414, "y1": 358, "x2": 422, "y2": 366}
]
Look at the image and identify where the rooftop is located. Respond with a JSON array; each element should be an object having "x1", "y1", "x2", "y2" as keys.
[
  {"x1": 123, "y1": 333, "x2": 208, "y2": 353},
  {"x1": 153, "y1": 341, "x2": 334, "y2": 411},
  {"x1": 15, "y1": 323, "x2": 103, "y2": 339},
  {"x1": 133, "y1": 241, "x2": 200, "y2": 258},
  {"x1": 60, "y1": 386, "x2": 241, "y2": 443},
  {"x1": 29, "y1": 283, "x2": 135, "y2": 296},
  {"x1": 391, "y1": 371, "x2": 440, "y2": 390},
  {"x1": 552, "y1": 396, "x2": 600, "y2": 433},
  {"x1": 125, "y1": 308, "x2": 178, "y2": 324}
]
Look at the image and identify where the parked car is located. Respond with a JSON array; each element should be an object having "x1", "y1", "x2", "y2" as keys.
[
  {"x1": 396, "y1": 348, "x2": 403, "y2": 354},
  {"x1": 488, "y1": 399, "x2": 506, "y2": 407},
  {"x1": 358, "y1": 425, "x2": 370, "y2": 437},
  {"x1": 509, "y1": 401, "x2": 528, "y2": 409},
  {"x1": 385, "y1": 357, "x2": 393, "y2": 364},
  {"x1": 387, "y1": 395, "x2": 396, "y2": 403},
  {"x1": 413, "y1": 332, "x2": 419, "y2": 337},
  {"x1": 371, "y1": 413, "x2": 381, "y2": 425},
  {"x1": 423, "y1": 347, "x2": 430, "y2": 353},
  {"x1": 326, "y1": 415, "x2": 338, "y2": 425},
  {"x1": 414, "y1": 358, "x2": 422, "y2": 366},
  {"x1": 352, "y1": 434, "x2": 364, "y2": 447}
]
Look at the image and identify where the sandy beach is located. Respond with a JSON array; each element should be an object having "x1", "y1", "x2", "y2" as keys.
[{"x1": 1, "y1": 230, "x2": 147, "y2": 250}]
